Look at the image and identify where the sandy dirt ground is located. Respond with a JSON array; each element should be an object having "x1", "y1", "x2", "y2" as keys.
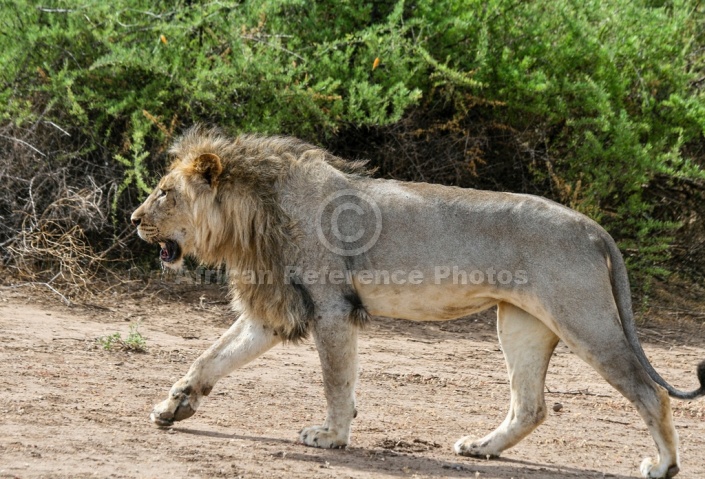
[{"x1": 1, "y1": 286, "x2": 704, "y2": 479}]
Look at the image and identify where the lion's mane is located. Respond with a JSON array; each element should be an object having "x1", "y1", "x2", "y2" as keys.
[{"x1": 168, "y1": 127, "x2": 369, "y2": 341}]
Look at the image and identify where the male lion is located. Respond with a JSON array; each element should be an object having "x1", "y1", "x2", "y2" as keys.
[{"x1": 131, "y1": 127, "x2": 704, "y2": 479}]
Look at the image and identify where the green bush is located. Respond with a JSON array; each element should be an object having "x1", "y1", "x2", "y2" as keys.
[
  {"x1": 2, "y1": 0, "x2": 422, "y2": 142},
  {"x1": 1, "y1": 0, "x2": 704, "y2": 294}
]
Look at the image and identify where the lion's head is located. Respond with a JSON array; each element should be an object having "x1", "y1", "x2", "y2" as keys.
[
  {"x1": 131, "y1": 126, "x2": 369, "y2": 270},
  {"x1": 130, "y1": 144, "x2": 224, "y2": 270},
  {"x1": 131, "y1": 127, "x2": 294, "y2": 272}
]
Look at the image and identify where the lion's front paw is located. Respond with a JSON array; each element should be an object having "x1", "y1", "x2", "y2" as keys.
[
  {"x1": 299, "y1": 426, "x2": 348, "y2": 449},
  {"x1": 640, "y1": 457, "x2": 680, "y2": 479},
  {"x1": 149, "y1": 383, "x2": 201, "y2": 427},
  {"x1": 454, "y1": 436, "x2": 501, "y2": 459}
]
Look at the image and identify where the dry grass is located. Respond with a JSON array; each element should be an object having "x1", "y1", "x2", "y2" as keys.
[{"x1": 0, "y1": 122, "x2": 140, "y2": 303}]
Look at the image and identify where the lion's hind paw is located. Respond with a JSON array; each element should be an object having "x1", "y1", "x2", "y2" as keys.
[{"x1": 299, "y1": 426, "x2": 348, "y2": 449}]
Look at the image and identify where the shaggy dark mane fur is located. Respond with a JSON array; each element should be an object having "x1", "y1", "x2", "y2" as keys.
[{"x1": 169, "y1": 126, "x2": 372, "y2": 177}]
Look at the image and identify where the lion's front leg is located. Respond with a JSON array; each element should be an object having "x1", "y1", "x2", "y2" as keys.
[
  {"x1": 300, "y1": 311, "x2": 358, "y2": 449},
  {"x1": 150, "y1": 314, "x2": 280, "y2": 427}
]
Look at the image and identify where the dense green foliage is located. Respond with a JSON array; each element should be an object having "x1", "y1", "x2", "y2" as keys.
[{"x1": 1, "y1": 0, "x2": 704, "y2": 291}]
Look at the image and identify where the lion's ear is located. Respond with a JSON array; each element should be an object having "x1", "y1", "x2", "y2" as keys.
[{"x1": 193, "y1": 153, "x2": 223, "y2": 188}]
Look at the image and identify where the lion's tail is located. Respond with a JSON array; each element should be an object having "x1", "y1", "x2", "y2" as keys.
[{"x1": 605, "y1": 234, "x2": 705, "y2": 400}]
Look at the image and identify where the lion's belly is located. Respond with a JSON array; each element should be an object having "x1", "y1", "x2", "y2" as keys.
[{"x1": 356, "y1": 282, "x2": 499, "y2": 321}]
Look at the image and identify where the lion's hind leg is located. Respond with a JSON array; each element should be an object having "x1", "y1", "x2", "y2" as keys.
[
  {"x1": 455, "y1": 302, "x2": 558, "y2": 458},
  {"x1": 555, "y1": 310, "x2": 679, "y2": 479}
]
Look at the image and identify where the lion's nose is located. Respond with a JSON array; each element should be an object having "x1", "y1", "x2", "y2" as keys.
[{"x1": 131, "y1": 217, "x2": 141, "y2": 227}]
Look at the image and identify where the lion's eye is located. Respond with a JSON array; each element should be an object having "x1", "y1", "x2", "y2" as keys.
[{"x1": 158, "y1": 189, "x2": 168, "y2": 198}]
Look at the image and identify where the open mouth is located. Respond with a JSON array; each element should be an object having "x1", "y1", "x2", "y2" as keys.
[{"x1": 158, "y1": 240, "x2": 181, "y2": 263}]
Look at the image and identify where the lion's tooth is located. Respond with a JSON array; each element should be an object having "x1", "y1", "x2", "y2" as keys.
[{"x1": 159, "y1": 242, "x2": 166, "y2": 248}]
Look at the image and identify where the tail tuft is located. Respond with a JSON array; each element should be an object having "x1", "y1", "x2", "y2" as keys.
[{"x1": 697, "y1": 360, "x2": 705, "y2": 391}]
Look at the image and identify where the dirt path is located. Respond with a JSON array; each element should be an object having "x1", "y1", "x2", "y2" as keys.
[{"x1": 1, "y1": 289, "x2": 704, "y2": 479}]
